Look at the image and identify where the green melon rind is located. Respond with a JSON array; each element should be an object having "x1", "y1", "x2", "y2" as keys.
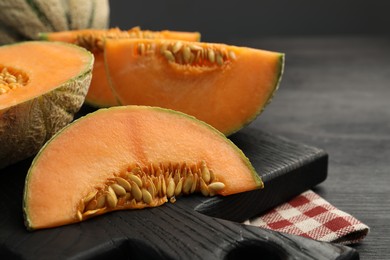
[
  {"x1": 225, "y1": 53, "x2": 285, "y2": 136},
  {"x1": 0, "y1": 41, "x2": 94, "y2": 169},
  {"x1": 23, "y1": 105, "x2": 263, "y2": 230}
]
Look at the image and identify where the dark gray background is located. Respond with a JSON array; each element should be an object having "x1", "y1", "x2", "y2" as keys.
[{"x1": 109, "y1": 0, "x2": 390, "y2": 41}]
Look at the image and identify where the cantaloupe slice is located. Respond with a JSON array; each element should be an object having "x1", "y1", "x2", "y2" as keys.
[
  {"x1": 40, "y1": 27, "x2": 201, "y2": 107},
  {"x1": 104, "y1": 38, "x2": 284, "y2": 136},
  {"x1": 0, "y1": 41, "x2": 94, "y2": 169},
  {"x1": 23, "y1": 106, "x2": 263, "y2": 230}
]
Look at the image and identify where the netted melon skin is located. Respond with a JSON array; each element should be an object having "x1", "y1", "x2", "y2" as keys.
[
  {"x1": 0, "y1": 0, "x2": 110, "y2": 45},
  {"x1": 0, "y1": 72, "x2": 92, "y2": 169}
]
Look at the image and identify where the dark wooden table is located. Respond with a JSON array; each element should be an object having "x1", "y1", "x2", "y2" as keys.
[
  {"x1": 1, "y1": 36, "x2": 388, "y2": 259},
  {"x1": 236, "y1": 36, "x2": 390, "y2": 259}
]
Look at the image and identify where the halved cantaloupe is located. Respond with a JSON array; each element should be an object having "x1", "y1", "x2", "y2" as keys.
[
  {"x1": 40, "y1": 27, "x2": 201, "y2": 107},
  {"x1": 23, "y1": 105, "x2": 263, "y2": 230},
  {"x1": 0, "y1": 41, "x2": 94, "y2": 169},
  {"x1": 104, "y1": 38, "x2": 284, "y2": 136}
]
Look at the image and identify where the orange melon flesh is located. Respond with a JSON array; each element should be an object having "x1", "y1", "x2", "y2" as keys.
[
  {"x1": 104, "y1": 39, "x2": 284, "y2": 136},
  {"x1": 23, "y1": 106, "x2": 262, "y2": 230},
  {"x1": 40, "y1": 27, "x2": 201, "y2": 107}
]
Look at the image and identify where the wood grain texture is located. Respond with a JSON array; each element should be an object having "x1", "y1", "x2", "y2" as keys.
[
  {"x1": 245, "y1": 36, "x2": 390, "y2": 260},
  {"x1": 0, "y1": 117, "x2": 357, "y2": 259}
]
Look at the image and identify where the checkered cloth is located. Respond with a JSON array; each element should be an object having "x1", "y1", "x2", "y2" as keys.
[{"x1": 243, "y1": 190, "x2": 369, "y2": 245}]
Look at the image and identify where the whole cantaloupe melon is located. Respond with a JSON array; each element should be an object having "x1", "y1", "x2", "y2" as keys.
[{"x1": 0, "y1": 0, "x2": 110, "y2": 45}]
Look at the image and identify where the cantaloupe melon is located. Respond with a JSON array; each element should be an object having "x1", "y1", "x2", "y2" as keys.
[
  {"x1": 0, "y1": 0, "x2": 110, "y2": 45},
  {"x1": 104, "y1": 38, "x2": 284, "y2": 136},
  {"x1": 23, "y1": 106, "x2": 263, "y2": 230},
  {"x1": 0, "y1": 41, "x2": 94, "y2": 169}
]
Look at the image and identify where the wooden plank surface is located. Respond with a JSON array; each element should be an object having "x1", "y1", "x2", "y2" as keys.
[{"x1": 243, "y1": 36, "x2": 390, "y2": 260}]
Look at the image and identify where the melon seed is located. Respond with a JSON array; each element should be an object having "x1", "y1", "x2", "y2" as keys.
[
  {"x1": 201, "y1": 160, "x2": 211, "y2": 183},
  {"x1": 174, "y1": 177, "x2": 184, "y2": 196},
  {"x1": 83, "y1": 208, "x2": 101, "y2": 217},
  {"x1": 189, "y1": 44, "x2": 203, "y2": 51},
  {"x1": 115, "y1": 177, "x2": 132, "y2": 192},
  {"x1": 169, "y1": 196, "x2": 176, "y2": 203},
  {"x1": 209, "y1": 169, "x2": 216, "y2": 183},
  {"x1": 106, "y1": 190, "x2": 118, "y2": 208},
  {"x1": 228, "y1": 50, "x2": 237, "y2": 60},
  {"x1": 146, "y1": 179, "x2": 156, "y2": 198},
  {"x1": 163, "y1": 50, "x2": 175, "y2": 62},
  {"x1": 208, "y1": 182, "x2": 225, "y2": 192},
  {"x1": 172, "y1": 41, "x2": 183, "y2": 54},
  {"x1": 142, "y1": 188, "x2": 153, "y2": 204},
  {"x1": 182, "y1": 174, "x2": 193, "y2": 194},
  {"x1": 208, "y1": 49, "x2": 215, "y2": 63},
  {"x1": 130, "y1": 181, "x2": 143, "y2": 201},
  {"x1": 110, "y1": 183, "x2": 127, "y2": 196},
  {"x1": 85, "y1": 199, "x2": 98, "y2": 211},
  {"x1": 166, "y1": 177, "x2": 175, "y2": 198},
  {"x1": 160, "y1": 42, "x2": 169, "y2": 54},
  {"x1": 96, "y1": 194, "x2": 106, "y2": 208},
  {"x1": 199, "y1": 178, "x2": 209, "y2": 196},
  {"x1": 182, "y1": 46, "x2": 191, "y2": 63},
  {"x1": 156, "y1": 175, "x2": 162, "y2": 196},
  {"x1": 0, "y1": 86, "x2": 8, "y2": 94},
  {"x1": 76, "y1": 210, "x2": 83, "y2": 221},
  {"x1": 83, "y1": 190, "x2": 98, "y2": 205},
  {"x1": 190, "y1": 173, "x2": 198, "y2": 193},
  {"x1": 216, "y1": 54, "x2": 224, "y2": 66},
  {"x1": 161, "y1": 175, "x2": 167, "y2": 196},
  {"x1": 128, "y1": 173, "x2": 143, "y2": 188}
]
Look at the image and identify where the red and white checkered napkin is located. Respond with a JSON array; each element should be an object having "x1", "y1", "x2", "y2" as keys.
[{"x1": 243, "y1": 190, "x2": 369, "y2": 245}]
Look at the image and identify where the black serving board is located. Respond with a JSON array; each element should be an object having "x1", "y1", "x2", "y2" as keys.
[{"x1": 0, "y1": 109, "x2": 358, "y2": 259}]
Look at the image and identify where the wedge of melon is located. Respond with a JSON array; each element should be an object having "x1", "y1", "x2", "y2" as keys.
[
  {"x1": 0, "y1": 41, "x2": 94, "y2": 169},
  {"x1": 40, "y1": 27, "x2": 201, "y2": 107},
  {"x1": 104, "y1": 38, "x2": 284, "y2": 136},
  {"x1": 23, "y1": 105, "x2": 263, "y2": 230}
]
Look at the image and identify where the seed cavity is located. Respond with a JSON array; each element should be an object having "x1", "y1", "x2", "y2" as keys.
[
  {"x1": 76, "y1": 161, "x2": 226, "y2": 221},
  {"x1": 75, "y1": 26, "x2": 165, "y2": 52},
  {"x1": 155, "y1": 41, "x2": 234, "y2": 67},
  {"x1": 0, "y1": 67, "x2": 29, "y2": 95}
]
